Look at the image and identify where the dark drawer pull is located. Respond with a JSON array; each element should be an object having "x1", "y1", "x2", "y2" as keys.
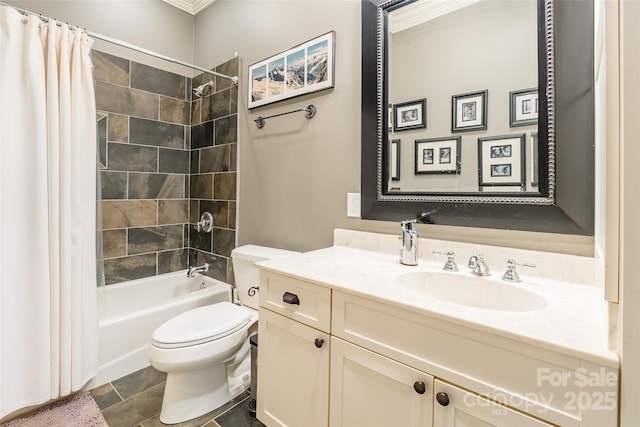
[
  {"x1": 282, "y1": 291, "x2": 300, "y2": 305},
  {"x1": 413, "y1": 381, "x2": 426, "y2": 395},
  {"x1": 315, "y1": 338, "x2": 324, "y2": 348},
  {"x1": 436, "y1": 392, "x2": 450, "y2": 406}
]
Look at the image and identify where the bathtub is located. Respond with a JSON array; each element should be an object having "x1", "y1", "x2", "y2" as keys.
[{"x1": 90, "y1": 271, "x2": 231, "y2": 388}]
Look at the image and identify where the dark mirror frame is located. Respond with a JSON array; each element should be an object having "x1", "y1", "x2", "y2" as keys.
[{"x1": 361, "y1": 0, "x2": 594, "y2": 235}]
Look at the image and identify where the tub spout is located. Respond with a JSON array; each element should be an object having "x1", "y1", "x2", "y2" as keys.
[{"x1": 187, "y1": 263, "x2": 209, "y2": 278}]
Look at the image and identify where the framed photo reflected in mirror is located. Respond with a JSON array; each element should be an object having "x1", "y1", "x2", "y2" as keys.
[
  {"x1": 390, "y1": 139, "x2": 401, "y2": 181},
  {"x1": 414, "y1": 136, "x2": 461, "y2": 175},
  {"x1": 393, "y1": 99, "x2": 426, "y2": 132},
  {"x1": 452, "y1": 90, "x2": 487, "y2": 132},
  {"x1": 510, "y1": 88, "x2": 539, "y2": 127},
  {"x1": 478, "y1": 134, "x2": 526, "y2": 187}
]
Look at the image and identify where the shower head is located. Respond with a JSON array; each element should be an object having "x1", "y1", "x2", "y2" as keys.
[{"x1": 192, "y1": 80, "x2": 214, "y2": 99}]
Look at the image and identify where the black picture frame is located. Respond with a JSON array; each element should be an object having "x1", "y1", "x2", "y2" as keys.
[
  {"x1": 510, "y1": 88, "x2": 539, "y2": 127},
  {"x1": 390, "y1": 139, "x2": 401, "y2": 181},
  {"x1": 393, "y1": 98, "x2": 426, "y2": 132},
  {"x1": 414, "y1": 136, "x2": 461, "y2": 175},
  {"x1": 478, "y1": 134, "x2": 526, "y2": 187},
  {"x1": 531, "y1": 132, "x2": 539, "y2": 186},
  {"x1": 248, "y1": 31, "x2": 335, "y2": 109},
  {"x1": 452, "y1": 90, "x2": 488, "y2": 132}
]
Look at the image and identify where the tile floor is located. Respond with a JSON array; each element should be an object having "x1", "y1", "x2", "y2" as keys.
[{"x1": 90, "y1": 366, "x2": 265, "y2": 427}]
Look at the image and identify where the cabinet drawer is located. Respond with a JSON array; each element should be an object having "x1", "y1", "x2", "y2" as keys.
[{"x1": 259, "y1": 271, "x2": 331, "y2": 332}]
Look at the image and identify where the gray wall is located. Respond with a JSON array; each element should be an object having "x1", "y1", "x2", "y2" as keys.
[
  {"x1": 195, "y1": 0, "x2": 592, "y2": 255},
  {"x1": 5, "y1": 0, "x2": 593, "y2": 256},
  {"x1": 7, "y1": 1, "x2": 195, "y2": 75},
  {"x1": 195, "y1": 0, "x2": 363, "y2": 253}
]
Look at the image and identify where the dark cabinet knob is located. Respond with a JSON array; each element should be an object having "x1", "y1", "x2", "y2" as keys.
[
  {"x1": 282, "y1": 291, "x2": 300, "y2": 305},
  {"x1": 436, "y1": 392, "x2": 450, "y2": 406},
  {"x1": 413, "y1": 381, "x2": 426, "y2": 394},
  {"x1": 314, "y1": 338, "x2": 324, "y2": 348}
]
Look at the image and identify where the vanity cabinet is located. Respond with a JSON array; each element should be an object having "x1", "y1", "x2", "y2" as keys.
[
  {"x1": 257, "y1": 272, "x2": 331, "y2": 427},
  {"x1": 257, "y1": 270, "x2": 618, "y2": 427}
]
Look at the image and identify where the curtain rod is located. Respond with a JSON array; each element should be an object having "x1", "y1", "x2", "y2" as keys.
[{"x1": 0, "y1": 1, "x2": 239, "y2": 85}]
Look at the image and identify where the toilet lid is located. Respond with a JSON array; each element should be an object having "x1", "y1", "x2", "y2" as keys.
[{"x1": 152, "y1": 302, "x2": 253, "y2": 349}]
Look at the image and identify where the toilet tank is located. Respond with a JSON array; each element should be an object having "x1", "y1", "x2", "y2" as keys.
[{"x1": 231, "y1": 245, "x2": 299, "y2": 310}]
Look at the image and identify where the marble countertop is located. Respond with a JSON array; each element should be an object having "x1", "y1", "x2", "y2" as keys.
[{"x1": 257, "y1": 243, "x2": 619, "y2": 368}]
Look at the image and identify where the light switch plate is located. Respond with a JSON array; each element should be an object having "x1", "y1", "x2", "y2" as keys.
[{"x1": 347, "y1": 193, "x2": 361, "y2": 218}]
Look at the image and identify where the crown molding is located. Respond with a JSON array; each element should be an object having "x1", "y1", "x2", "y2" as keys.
[
  {"x1": 389, "y1": 0, "x2": 481, "y2": 33},
  {"x1": 162, "y1": 0, "x2": 215, "y2": 15}
]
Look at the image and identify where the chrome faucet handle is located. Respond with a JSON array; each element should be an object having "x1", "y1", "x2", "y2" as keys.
[
  {"x1": 195, "y1": 211, "x2": 213, "y2": 233},
  {"x1": 501, "y1": 259, "x2": 536, "y2": 282},
  {"x1": 468, "y1": 254, "x2": 491, "y2": 276},
  {"x1": 432, "y1": 250, "x2": 458, "y2": 272}
]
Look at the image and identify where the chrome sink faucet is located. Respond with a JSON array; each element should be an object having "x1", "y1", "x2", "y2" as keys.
[
  {"x1": 187, "y1": 263, "x2": 209, "y2": 278},
  {"x1": 468, "y1": 254, "x2": 490, "y2": 276},
  {"x1": 400, "y1": 219, "x2": 418, "y2": 266}
]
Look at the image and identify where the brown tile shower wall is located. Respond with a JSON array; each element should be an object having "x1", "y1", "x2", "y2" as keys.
[
  {"x1": 94, "y1": 51, "x2": 238, "y2": 286},
  {"x1": 188, "y1": 58, "x2": 239, "y2": 284}
]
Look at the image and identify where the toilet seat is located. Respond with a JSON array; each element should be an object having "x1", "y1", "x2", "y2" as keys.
[{"x1": 152, "y1": 302, "x2": 252, "y2": 349}]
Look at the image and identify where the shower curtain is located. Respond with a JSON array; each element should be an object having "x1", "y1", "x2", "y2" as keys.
[{"x1": 0, "y1": 7, "x2": 98, "y2": 418}]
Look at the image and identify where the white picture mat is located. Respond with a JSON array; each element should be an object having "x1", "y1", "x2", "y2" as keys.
[
  {"x1": 455, "y1": 93, "x2": 484, "y2": 128},
  {"x1": 248, "y1": 31, "x2": 334, "y2": 109},
  {"x1": 390, "y1": 140, "x2": 399, "y2": 179},
  {"x1": 395, "y1": 103, "x2": 423, "y2": 128},
  {"x1": 416, "y1": 139, "x2": 458, "y2": 173},
  {"x1": 480, "y1": 136, "x2": 523, "y2": 184},
  {"x1": 514, "y1": 92, "x2": 539, "y2": 121}
]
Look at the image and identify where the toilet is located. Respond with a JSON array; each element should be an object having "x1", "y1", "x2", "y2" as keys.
[{"x1": 149, "y1": 245, "x2": 299, "y2": 424}]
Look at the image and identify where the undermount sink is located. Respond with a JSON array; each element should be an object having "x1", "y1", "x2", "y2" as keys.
[{"x1": 396, "y1": 271, "x2": 547, "y2": 312}]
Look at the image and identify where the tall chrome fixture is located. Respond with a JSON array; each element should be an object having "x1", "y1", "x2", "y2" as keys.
[{"x1": 399, "y1": 219, "x2": 418, "y2": 266}]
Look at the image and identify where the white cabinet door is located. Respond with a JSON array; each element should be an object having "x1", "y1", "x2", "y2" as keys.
[
  {"x1": 257, "y1": 308, "x2": 330, "y2": 427},
  {"x1": 330, "y1": 337, "x2": 434, "y2": 427},
  {"x1": 433, "y1": 380, "x2": 554, "y2": 427}
]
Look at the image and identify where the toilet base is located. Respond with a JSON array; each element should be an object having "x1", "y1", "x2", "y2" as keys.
[{"x1": 159, "y1": 360, "x2": 246, "y2": 424}]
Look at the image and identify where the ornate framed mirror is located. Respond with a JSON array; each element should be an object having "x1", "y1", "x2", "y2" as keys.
[{"x1": 361, "y1": 0, "x2": 594, "y2": 235}]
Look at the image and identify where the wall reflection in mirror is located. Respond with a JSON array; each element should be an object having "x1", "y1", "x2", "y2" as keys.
[{"x1": 384, "y1": 0, "x2": 544, "y2": 196}]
